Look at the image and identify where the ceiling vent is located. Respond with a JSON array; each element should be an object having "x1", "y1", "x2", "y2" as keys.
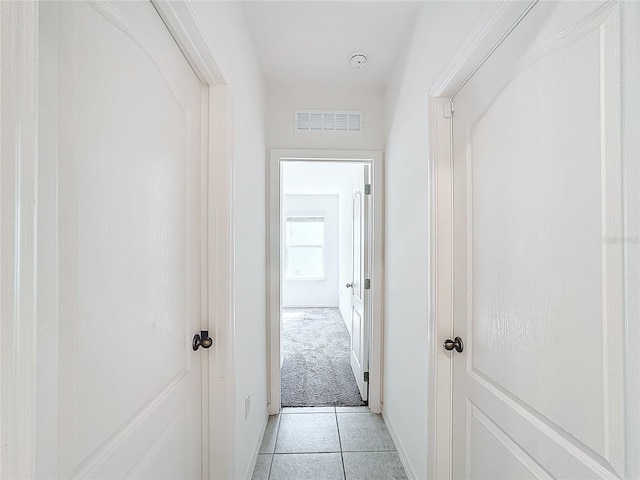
[{"x1": 295, "y1": 110, "x2": 363, "y2": 133}]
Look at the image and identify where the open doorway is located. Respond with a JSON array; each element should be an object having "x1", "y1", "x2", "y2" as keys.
[
  {"x1": 268, "y1": 150, "x2": 383, "y2": 415},
  {"x1": 280, "y1": 161, "x2": 368, "y2": 407}
]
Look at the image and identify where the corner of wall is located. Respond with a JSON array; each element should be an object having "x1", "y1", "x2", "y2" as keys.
[
  {"x1": 241, "y1": 406, "x2": 269, "y2": 480},
  {"x1": 382, "y1": 410, "x2": 419, "y2": 480}
]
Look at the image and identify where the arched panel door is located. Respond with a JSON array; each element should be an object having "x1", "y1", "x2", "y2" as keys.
[
  {"x1": 40, "y1": 2, "x2": 205, "y2": 477},
  {"x1": 451, "y1": 2, "x2": 634, "y2": 478}
]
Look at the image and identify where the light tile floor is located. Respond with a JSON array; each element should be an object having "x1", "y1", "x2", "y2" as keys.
[{"x1": 252, "y1": 407, "x2": 408, "y2": 480}]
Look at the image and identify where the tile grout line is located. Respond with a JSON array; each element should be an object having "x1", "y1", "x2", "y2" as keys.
[
  {"x1": 266, "y1": 412, "x2": 283, "y2": 480},
  {"x1": 334, "y1": 408, "x2": 348, "y2": 480},
  {"x1": 267, "y1": 450, "x2": 395, "y2": 455}
]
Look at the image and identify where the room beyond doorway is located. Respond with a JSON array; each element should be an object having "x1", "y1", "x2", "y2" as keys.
[
  {"x1": 281, "y1": 307, "x2": 365, "y2": 407},
  {"x1": 280, "y1": 160, "x2": 367, "y2": 407},
  {"x1": 267, "y1": 150, "x2": 384, "y2": 415}
]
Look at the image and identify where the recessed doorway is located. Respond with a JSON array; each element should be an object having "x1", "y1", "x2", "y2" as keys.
[
  {"x1": 281, "y1": 161, "x2": 367, "y2": 408},
  {"x1": 268, "y1": 150, "x2": 383, "y2": 415}
]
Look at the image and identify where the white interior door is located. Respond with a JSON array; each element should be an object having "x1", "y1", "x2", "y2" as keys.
[
  {"x1": 349, "y1": 166, "x2": 370, "y2": 402},
  {"x1": 450, "y1": 2, "x2": 631, "y2": 478},
  {"x1": 41, "y1": 2, "x2": 204, "y2": 478}
]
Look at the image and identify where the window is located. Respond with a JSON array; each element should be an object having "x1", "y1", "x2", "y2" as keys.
[{"x1": 285, "y1": 216, "x2": 325, "y2": 280}]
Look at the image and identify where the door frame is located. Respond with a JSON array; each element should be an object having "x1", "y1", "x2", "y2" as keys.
[
  {"x1": 427, "y1": 1, "x2": 640, "y2": 479},
  {"x1": 0, "y1": 2, "x2": 236, "y2": 478},
  {"x1": 267, "y1": 149, "x2": 384, "y2": 415}
]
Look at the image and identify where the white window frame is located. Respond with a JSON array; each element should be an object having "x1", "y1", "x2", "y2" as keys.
[{"x1": 284, "y1": 215, "x2": 326, "y2": 280}]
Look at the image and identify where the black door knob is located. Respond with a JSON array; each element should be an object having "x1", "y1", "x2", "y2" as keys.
[
  {"x1": 443, "y1": 337, "x2": 464, "y2": 352},
  {"x1": 193, "y1": 330, "x2": 213, "y2": 351}
]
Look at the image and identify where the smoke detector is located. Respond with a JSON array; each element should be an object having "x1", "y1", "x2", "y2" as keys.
[{"x1": 348, "y1": 52, "x2": 368, "y2": 69}]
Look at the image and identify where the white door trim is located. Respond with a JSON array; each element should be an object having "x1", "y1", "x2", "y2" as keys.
[
  {"x1": 205, "y1": 85, "x2": 235, "y2": 480},
  {"x1": 427, "y1": 96, "x2": 454, "y2": 480},
  {"x1": 0, "y1": 2, "x2": 40, "y2": 477},
  {"x1": 268, "y1": 149, "x2": 384, "y2": 415},
  {"x1": 151, "y1": 0, "x2": 229, "y2": 86},
  {"x1": 0, "y1": 2, "x2": 236, "y2": 478},
  {"x1": 428, "y1": 1, "x2": 640, "y2": 479}
]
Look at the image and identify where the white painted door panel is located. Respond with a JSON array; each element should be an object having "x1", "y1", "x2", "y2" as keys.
[
  {"x1": 350, "y1": 166, "x2": 369, "y2": 401},
  {"x1": 452, "y1": 2, "x2": 629, "y2": 478},
  {"x1": 44, "y1": 1, "x2": 203, "y2": 478}
]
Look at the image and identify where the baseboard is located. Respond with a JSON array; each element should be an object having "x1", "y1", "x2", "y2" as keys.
[
  {"x1": 243, "y1": 406, "x2": 269, "y2": 480},
  {"x1": 382, "y1": 410, "x2": 419, "y2": 480}
]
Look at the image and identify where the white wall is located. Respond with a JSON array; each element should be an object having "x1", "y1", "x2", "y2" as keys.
[
  {"x1": 383, "y1": 2, "x2": 491, "y2": 479},
  {"x1": 282, "y1": 195, "x2": 339, "y2": 307},
  {"x1": 268, "y1": 86, "x2": 385, "y2": 151},
  {"x1": 189, "y1": 4, "x2": 267, "y2": 479}
]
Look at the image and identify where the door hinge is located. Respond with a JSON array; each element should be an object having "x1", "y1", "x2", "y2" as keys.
[
  {"x1": 364, "y1": 279, "x2": 371, "y2": 290},
  {"x1": 364, "y1": 184, "x2": 371, "y2": 195},
  {"x1": 364, "y1": 371, "x2": 369, "y2": 383},
  {"x1": 443, "y1": 101, "x2": 454, "y2": 118}
]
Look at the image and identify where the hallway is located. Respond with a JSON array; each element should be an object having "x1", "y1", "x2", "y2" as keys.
[
  {"x1": 252, "y1": 407, "x2": 407, "y2": 480},
  {"x1": 3, "y1": 1, "x2": 638, "y2": 479}
]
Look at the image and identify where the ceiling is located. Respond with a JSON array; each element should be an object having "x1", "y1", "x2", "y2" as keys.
[{"x1": 241, "y1": 1, "x2": 423, "y2": 89}]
